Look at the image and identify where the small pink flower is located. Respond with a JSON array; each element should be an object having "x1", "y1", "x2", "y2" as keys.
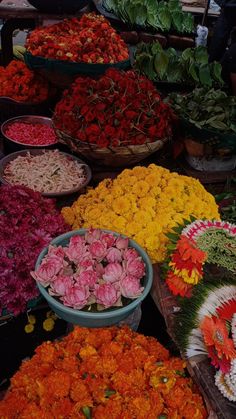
[
  {"x1": 103, "y1": 262, "x2": 124, "y2": 283},
  {"x1": 31, "y1": 256, "x2": 63, "y2": 286},
  {"x1": 49, "y1": 275, "x2": 74, "y2": 297},
  {"x1": 100, "y1": 232, "x2": 116, "y2": 248},
  {"x1": 106, "y1": 247, "x2": 122, "y2": 263},
  {"x1": 115, "y1": 236, "x2": 129, "y2": 250},
  {"x1": 47, "y1": 245, "x2": 65, "y2": 261},
  {"x1": 89, "y1": 241, "x2": 107, "y2": 261},
  {"x1": 123, "y1": 248, "x2": 139, "y2": 261},
  {"x1": 65, "y1": 236, "x2": 87, "y2": 263},
  {"x1": 85, "y1": 228, "x2": 101, "y2": 244},
  {"x1": 120, "y1": 275, "x2": 144, "y2": 299},
  {"x1": 75, "y1": 270, "x2": 98, "y2": 288},
  {"x1": 62, "y1": 284, "x2": 90, "y2": 309},
  {"x1": 124, "y1": 258, "x2": 145, "y2": 279},
  {"x1": 94, "y1": 282, "x2": 121, "y2": 308}
]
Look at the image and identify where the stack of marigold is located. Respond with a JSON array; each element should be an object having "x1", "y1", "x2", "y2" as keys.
[
  {"x1": 62, "y1": 164, "x2": 220, "y2": 263},
  {"x1": 0, "y1": 60, "x2": 50, "y2": 103},
  {"x1": 0, "y1": 326, "x2": 207, "y2": 418}
]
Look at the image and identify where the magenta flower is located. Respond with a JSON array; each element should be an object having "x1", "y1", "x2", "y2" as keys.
[
  {"x1": 49, "y1": 275, "x2": 74, "y2": 297},
  {"x1": 103, "y1": 262, "x2": 124, "y2": 283},
  {"x1": 115, "y1": 236, "x2": 129, "y2": 250},
  {"x1": 94, "y1": 282, "x2": 121, "y2": 308},
  {"x1": 89, "y1": 241, "x2": 107, "y2": 261},
  {"x1": 106, "y1": 247, "x2": 122, "y2": 263},
  {"x1": 75, "y1": 270, "x2": 98, "y2": 288},
  {"x1": 31, "y1": 256, "x2": 63, "y2": 286},
  {"x1": 124, "y1": 258, "x2": 145, "y2": 279},
  {"x1": 62, "y1": 284, "x2": 90, "y2": 309},
  {"x1": 120, "y1": 275, "x2": 144, "y2": 299}
]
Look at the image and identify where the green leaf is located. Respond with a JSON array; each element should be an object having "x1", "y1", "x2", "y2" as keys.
[
  {"x1": 209, "y1": 120, "x2": 228, "y2": 130},
  {"x1": 105, "y1": 389, "x2": 116, "y2": 398},
  {"x1": 212, "y1": 61, "x2": 224, "y2": 85},
  {"x1": 154, "y1": 51, "x2": 169, "y2": 79},
  {"x1": 82, "y1": 406, "x2": 91, "y2": 419},
  {"x1": 189, "y1": 62, "x2": 199, "y2": 82},
  {"x1": 199, "y1": 64, "x2": 212, "y2": 87},
  {"x1": 194, "y1": 46, "x2": 208, "y2": 64},
  {"x1": 181, "y1": 48, "x2": 193, "y2": 62}
]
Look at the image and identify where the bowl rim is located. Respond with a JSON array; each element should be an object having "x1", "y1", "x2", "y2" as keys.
[
  {"x1": 1, "y1": 115, "x2": 58, "y2": 147},
  {"x1": 0, "y1": 148, "x2": 92, "y2": 197},
  {"x1": 36, "y1": 228, "x2": 153, "y2": 319}
]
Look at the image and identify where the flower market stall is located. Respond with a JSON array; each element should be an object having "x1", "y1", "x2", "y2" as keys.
[{"x1": 0, "y1": 2, "x2": 236, "y2": 418}]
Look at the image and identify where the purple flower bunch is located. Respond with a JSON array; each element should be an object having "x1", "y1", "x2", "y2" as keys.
[
  {"x1": 32, "y1": 229, "x2": 146, "y2": 310},
  {"x1": 0, "y1": 185, "x2": 69, "y2": 315}
]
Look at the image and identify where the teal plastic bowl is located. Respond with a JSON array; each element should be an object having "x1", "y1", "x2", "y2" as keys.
[{"x1": 35, "y1": 229, "x2": 153, "y2": 327}]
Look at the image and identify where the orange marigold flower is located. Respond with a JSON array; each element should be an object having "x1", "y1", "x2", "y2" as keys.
[
  {"x1": 93, "y1": 399, "x2": 123, "y2": 419},
  {"x1": 44, "y1": 370, "x2": 71, "y2": 398},
  {"x1": 166, "y1": 271, "x2": 193, "y2": 297},
  {"x1": 70, "y1": 379, "x2": 92, "y2": 405},
  {"x1": 79, "y1": 344, "x2": 97, "y2": 359}
]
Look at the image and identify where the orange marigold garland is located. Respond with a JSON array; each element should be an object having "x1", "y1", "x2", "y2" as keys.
[{"x1": 0, "y1": 326, "x2": 207, "y2": 418}]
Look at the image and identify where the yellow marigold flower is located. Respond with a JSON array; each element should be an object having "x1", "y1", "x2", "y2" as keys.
[
  {"x1": 43, "y1": 318, "x2": 55, "y2": 332},
  {"x1": 25, "y1": 323, "x2": 34, "y2": 333},
  {"x1": 132, "y1": 180, "x2": 150, "y2": 197},
  {"x1": 28, "y1": 314, "x2": 36, "y2": 325},
  {"x1": 138, "y1": 196, "x2": 156, "y2": 209},
  {"x1": 112, "y1": 197, "x2": 131, "y2": 215},
  {"x1": 134, "y1": 210, "x2": 153, "y2": 226},
  {"x1": 126, "y1": 221, "x2": 140, "y2": 235},
  {"x1": 112, "y1": 215, "x2": 127, "y2": 231},
  {"x1": 131, "y1": 166, "x2": 147, "y2": 179},
  {"x1": 61, "y1": 207, "x2": 75, "y2": 226}
]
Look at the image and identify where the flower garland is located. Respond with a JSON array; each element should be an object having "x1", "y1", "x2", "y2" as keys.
[
  {"x1": 0, "y1": 326, "x2": 207, "y2": 418},
  {"x1": 0, "y1": 185, "x2": 69, "y2": 315},
  {"x1": 31, "y1": 228, "x2": 146, "y2": 311},
  {"x1": 53, "y1": 69, "x2": 173, "y2": 148},
  {"x1": 165, "y1": 219, "x2": 236, "y2": 297},
  {"x1": 62, "y1": 164, "x2": 219, "y2": 263},
  {"x1": 0, "y1": 60, "x2": 50, "y2": 103},
  {"x1": 173, "y1": 273, "x2": 236, "y2": 401},
  {"x1": 25, "y1": 14, "x2": 129, "y2": 64}
]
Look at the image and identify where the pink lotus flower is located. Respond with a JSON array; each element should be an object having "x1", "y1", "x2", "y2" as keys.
[
  {"x1": 103, "y1": 262, "x2": 124, "y2": 283},
  {"x1": 85, "y1": 228, "x2": 101, "y2": 244},
  {"x1": 31, "y1": 256, "x2": 63, "y2": 286},
  {"x1": 49, "y1": 275, "x2": 74, "y2": 297},
  {"x1": 74, "y1": 270, "x2": 98, "y2": 288},
  {"x1": 62, "y1": 284, "x2": 90, "y2": 309},
  {"x1": 124, "y1": 258, "x2": 145, "y2": 279},
  {"x1": 65, "y1": 236, "x2": 87, "y2": 263},
  {"x1": 89, "y1": 241, "x2": 107, "y2": 261},
  {"x1": 94, "y1": 282, "x2": 121, "y2": 308},
  {"x1": 115, "y1": 236, "x2": 129, "y2": 250},
  {"x1": 47, "y1": 245, "x2": 65, "y2": 261},
  {"x1": 77, "y1": 255, "x2": 94, "y2": 272},
  {"x1": 123, "y1": 248, "x2": 139, "y2": 261},
  {"x1": 106, "y1": 247, "x2": 122, "y2": 263},
  {"x1": 100, "y1": 232, "x2": 116, "y2": 248},
  {"x1": 94, "y1": 262, "x2": 105, "y2": 277},
  {"x1": 120, "y1": 275, "x2": 144, "y2": 299}
]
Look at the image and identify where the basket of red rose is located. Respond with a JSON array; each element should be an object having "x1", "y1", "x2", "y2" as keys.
[{"x1": 53, "y1": 68, "x2": 173, "y2": 167}]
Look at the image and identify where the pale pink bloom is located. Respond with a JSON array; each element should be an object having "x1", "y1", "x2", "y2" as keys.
[
  {"x1": 123, "y1": 248, "x2": 139, "y2": 261},
  {"x1": 62, "y1": 284, "x2": 90, "y2": 309},
  {"x1": 94, "y1": 262, "x2": 105, "y2": 277},
  {"x1": 49, "y1": 275, "x2": 74, "y2": 297},
  {"x1": 120, "y1": 275, "x2": 144, "y2": 299},
  {"x1": 85, "y1": 228, "x2": 101, "y2": 244},
  {"x1": 78, "y1": 255, "x2": 94, "y2": 271},
  {"x1": 74, "y1": 270, "x2": 98, "y2": 288},
  {"x1": 100, "y1": 232, "x2": 116, "y2": 248},
  {"x1": 115, "y1": 236, "x2": 129, "y2": 250},
  {"x1": 103, "y1": 262, "x2": 124, "y2": 283},
  {"x1": 47, "y1": 245, "x2": 65, "y2": 261},
  {"x1": 94, "y1": 282, "x2": 121, "y2": 308},
  {"x1": 106, "y1": 247, "x2": 122, "y2": 263},
  {"x1": 124, "y1": 258, "x2": 145, "y2": 279},
  {"x1": 31, "y1": 256, "x2": 63, "y2": 286},
  {"x1": 65, "y1": 236, "x2": 87, "y2": 263},
  {"x1": 89, "y1": 241, "x2": 107, "y2": 261}
]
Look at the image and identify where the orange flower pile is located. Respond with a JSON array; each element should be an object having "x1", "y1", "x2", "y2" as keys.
[
  {"x1": 0, "y1": 326, "x2": 207, "y2": 418},
  {"x1": 0, "y1": 60, "x2": 50, "y2": 103}
]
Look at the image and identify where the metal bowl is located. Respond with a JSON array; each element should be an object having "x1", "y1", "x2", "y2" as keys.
[
  {"x1": 0, "y1": 149, "x2": 92, "y2": 198},
  {"x1": 1, "y1": 115, "x2": 58, "y2": 150}
]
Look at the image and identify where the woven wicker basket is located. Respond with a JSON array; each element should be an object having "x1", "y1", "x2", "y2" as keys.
[{"x1": 56, "y1": 129, "x2": 169, "y2": 167}]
